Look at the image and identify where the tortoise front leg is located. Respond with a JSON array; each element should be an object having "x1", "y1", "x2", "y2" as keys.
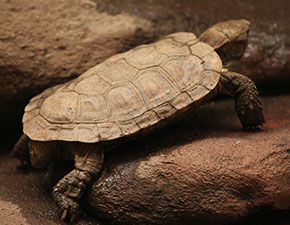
[
  {"x1": 52, "y1": 143, "x2": 104, "y2": 222},
  {"x1": 219, "y1": 68, "x2": 265, "y2": 130}
]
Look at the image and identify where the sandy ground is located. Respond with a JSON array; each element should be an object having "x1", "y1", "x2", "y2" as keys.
[
  {"x1": 0, "y1": 153, "x2": 102, "y2": 225},
  {"x1": 0, "y1": 94, "x2": 290, "y2": 225}
]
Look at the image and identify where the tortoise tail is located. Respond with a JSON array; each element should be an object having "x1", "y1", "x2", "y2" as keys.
[{"x1": 11, "y1": 134, "x2": 31, "y2": 167}]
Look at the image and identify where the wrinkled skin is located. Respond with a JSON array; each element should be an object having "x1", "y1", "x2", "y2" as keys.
[
  {"x1": 13, "y1": 140, "x2": 104, "y2": 222},
  {"x1": 12, "y1": 19, "x2": 265, "y2": 222}
]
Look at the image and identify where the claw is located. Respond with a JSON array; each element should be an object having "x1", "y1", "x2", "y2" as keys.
[
  {"x1": 70, "y1": 212, "x2": 76, "y2": 223},
  {"x1": 52, "y1": 169, "x2": 89, "y2": 222},
  {"x1": 61, "y1": 209, "x2": 68, "y2": 221},
  {"x1": 66, "y1": 187, "x2": 82, "y2": 199}
]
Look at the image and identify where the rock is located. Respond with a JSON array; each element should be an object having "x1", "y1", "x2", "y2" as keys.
[
  {"x1": 0, "y1": 95, "x2": 290, "y2": 225},
  {"x1": 0, "y1": 0, "x2": 153, "y2": 139},
  {"x1": 84, "y1": 94, "x2": 290, "y2": 225}
]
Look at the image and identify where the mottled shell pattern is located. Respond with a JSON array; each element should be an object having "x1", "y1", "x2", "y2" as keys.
[{"x1": 23, "y1": 32, "x2": 222, "y2": 143}]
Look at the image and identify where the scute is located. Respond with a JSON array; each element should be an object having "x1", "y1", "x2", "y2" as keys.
[
  {"x1": 155, "y1": 38, "x2": 190, "y2": 56},
  {"x1": 161, "y1": 55, "x2": 204, "y2": 91},
  {"x1": 118, "y1": 120, "x2": 140, "y2": 136},
  {"x1": 74, "y1": 75, "x2": 111, "y2": 95},
  {"x1": 133, "y1": 68, "x2": 179, "y2": 108},
  {"x1": 106, "y1": 85, "x2": 146, "y2": 121},
  {"x1": 134, "y1": 111, "x2": 160, "y2": 129},
  {"x1": 189, "y1": 42, "x2": 215, "y2": 58},
  {"x1": 187, "y1": 85, "x2": 210, "y2": 102},
  {"x1": 170, "y1": 92, "x2": 193, "y2": 110},
  {"x1": 203, "y1": 51, "x2": 222, "y2": 72},
  {"x1": 97, "y1": 123, "x2": 122, "y2": 141},
  {"x1": 125, "y1": 46, "x2": 167, "y2": 69},
  {"x1": 96, "y1": 59, "x2": 138, "y2": 84},
  {"x1": 76, "y1": 125, "x2": 99, "y2": 143},
  {"x1": 153, "y1": 103, "x2": 176, "y2": 119},
  {"x1": 75, "y1": 95, "x2": 108, "y2": 122},
  {"x1": 201, "y1": 70, "x2": 220, "y2": 90},
  {"x1": 40, "y1": 92, "x2": 78, "y2": 123},
  {"x1": 23, "y1": 115, "x2": 50, "y2": 141},
  {"x1": 23, "y1": 32, "x2": 222, "y2": 143},
  {"x1": 165, "y1": 32, "x2": 197, "y2": 43}
]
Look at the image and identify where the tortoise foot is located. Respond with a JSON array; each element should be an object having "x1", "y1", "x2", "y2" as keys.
[
  {"x1": 52, "y1": 168, "x2": 92, "y2": 222},
  {"x1": 236, "y1": 86, "x2": 265, "y2": 130}
]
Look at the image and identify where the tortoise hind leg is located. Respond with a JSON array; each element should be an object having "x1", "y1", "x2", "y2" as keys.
[
  {"x1": 219, "y1": 69, "x2": 265, "y2": 130},
  {"x1": 52, "y1": 143, "x2": 104, "y2": 222},
  {"x1": 11, "y1": 134, "x2": 31, "y2": 168}
]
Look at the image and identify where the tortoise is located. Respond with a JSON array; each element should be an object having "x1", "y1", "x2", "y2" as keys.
[{"x1": 12, "y1": 19, "x2": 265, "y2": 222}]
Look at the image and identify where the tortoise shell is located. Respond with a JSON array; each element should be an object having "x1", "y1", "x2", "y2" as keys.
[{"x1": 23, "y1": 32, "x2": 222, "y2": 143}]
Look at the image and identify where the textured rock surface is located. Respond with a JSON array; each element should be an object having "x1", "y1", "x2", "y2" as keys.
[
  {"x1": 84, "y1": 94, "x2": 290, "y2": 225},
  {"x1": 0, "y1": 0, "x2": 152, "y2": 137},
  {"x1": 1, "y1": 94, "x2": 290, "y2": 225}
]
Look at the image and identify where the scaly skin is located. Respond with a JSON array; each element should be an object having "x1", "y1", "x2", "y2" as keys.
[
  {"x1": 14, "y1": 140, "x2": 104, "y2": 222},
  {"x1": 200, "y1": 20, "x2": 264, "y2": 129},
  {"x1": 199, "y1": 19, "x2": 251, "y2": 63},
  {"x1": 51, "y1": 142, "x2": 104, "y2": 222},
  {"x1": 219, "y1": 68, "x2": 265, "y2": 130},
  {"x1": 52, "y1": 169, "x2": 92, "y2": 222}
]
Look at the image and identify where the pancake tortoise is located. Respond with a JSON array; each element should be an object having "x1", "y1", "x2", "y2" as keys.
[{"x1": 12, "y1": 19, "x2": 265, "y2": 222}]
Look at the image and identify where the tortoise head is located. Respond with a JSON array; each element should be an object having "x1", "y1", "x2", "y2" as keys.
[{"x1": 199, "y1": 19, "x2": 251, "y2": 63}]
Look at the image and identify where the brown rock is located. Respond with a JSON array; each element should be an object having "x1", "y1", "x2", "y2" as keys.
[
  {"x1": 0, "y1": 95, "x2": 290, "y2": 225},
  {"x1": 85, "y1": 95, "x2": 290, "y2": 225},
  {"x1": 0, "y1": 0, "x2": 152, "y2": 136}
]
